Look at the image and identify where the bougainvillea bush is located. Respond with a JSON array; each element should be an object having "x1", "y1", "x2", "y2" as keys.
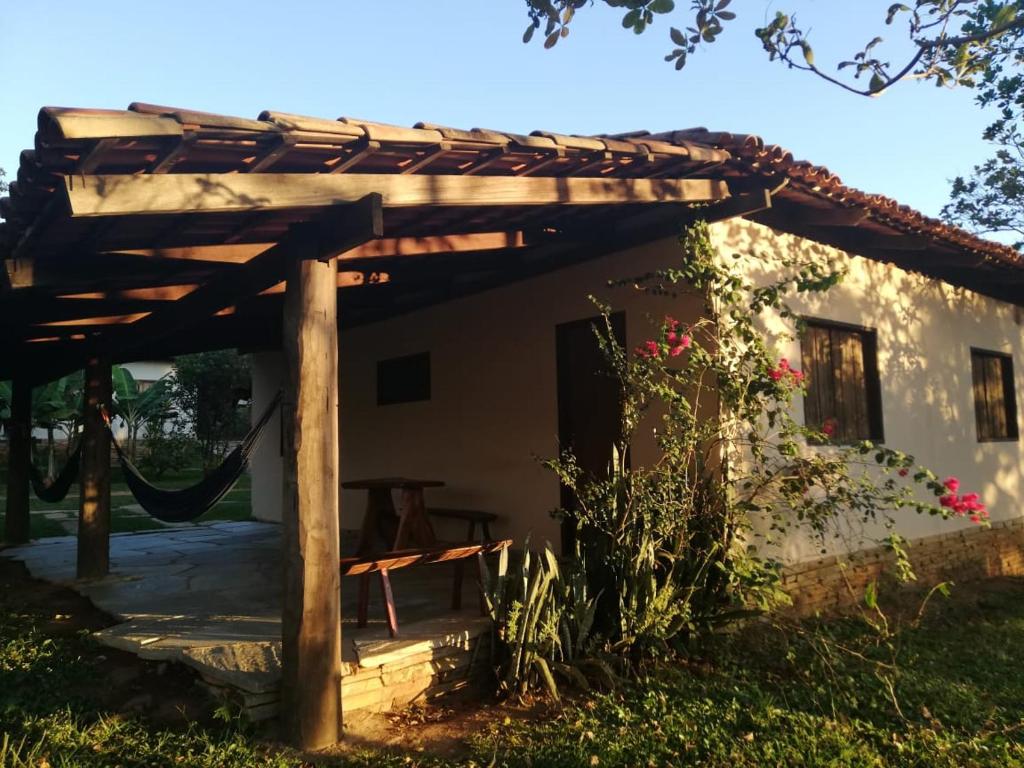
[{"x1": 530, "y1": 221, "x2": 988, "y2": 673}]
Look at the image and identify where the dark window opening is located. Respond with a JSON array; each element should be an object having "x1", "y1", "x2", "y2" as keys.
[
  {"x1": 971, "y1": 349, "x2": 1018, "y2": 442},
  {"x1": 377, "y1": 352, "x2": 431, "y2": 406},
  {"x1": 800, "y1": 319, "x2": 884, "y2": 443}
]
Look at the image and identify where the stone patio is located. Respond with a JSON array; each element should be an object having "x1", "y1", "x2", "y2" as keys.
[{"x1": 2, "y1": 521, "x2": 492, "y2": 719}]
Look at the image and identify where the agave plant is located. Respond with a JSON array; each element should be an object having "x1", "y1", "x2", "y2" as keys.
[{"x1": 481, "y1": 538, "x2": 605, "y2": 700}]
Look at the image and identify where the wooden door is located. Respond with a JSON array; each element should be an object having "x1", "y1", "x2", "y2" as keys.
[{"x1": 555, "y1": 313, "x2": 625, "y2": 555}]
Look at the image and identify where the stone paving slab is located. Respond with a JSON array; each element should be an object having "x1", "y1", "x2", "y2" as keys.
[{"x1": 3, "y1": 521, "x2": 489, "y2": 695}]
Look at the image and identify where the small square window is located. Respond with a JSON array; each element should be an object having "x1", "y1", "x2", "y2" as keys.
[
  {"x1": 376, "y1": 352, "x2": 430, "y2": 406},
  {"x1": 971, "y1": 349, "x2": 1018, "y2": 441},
  {"x1": 800, "y1": 319, "x2": 884, "y2": 443}
]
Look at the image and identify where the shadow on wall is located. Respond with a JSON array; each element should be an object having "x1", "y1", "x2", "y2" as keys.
[{"x1": 713, "y1": 218, "x2": 1023, "y2": 565}]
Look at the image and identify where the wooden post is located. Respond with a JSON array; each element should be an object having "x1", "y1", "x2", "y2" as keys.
[
  {"x1": 77, "y1": 355, "x2": 112, "y2": 579},
  {"x1": 4, "y1": 378, "x2": 32, "y2": 544},
  {"x1": 281, "y1": 232, "x2": 343, "y2": 750}
]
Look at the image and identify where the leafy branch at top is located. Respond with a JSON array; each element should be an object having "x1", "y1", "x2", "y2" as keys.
[{"x1": 522, "y1": 1, "x2": 1023, "y2": 96}]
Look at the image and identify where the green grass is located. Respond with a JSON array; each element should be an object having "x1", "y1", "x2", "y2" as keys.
[
  {"x1": 1, "y1": 573, "x2": 1024, "y2": 766},
  {"x1": 0, "y1": 466, "x2": 253, "y2": 540}
]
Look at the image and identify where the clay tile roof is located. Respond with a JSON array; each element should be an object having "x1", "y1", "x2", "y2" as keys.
[
  {"x1": 2, "y1": 103, "x2": 1020, "y2": 293},
  {"x1": 672, "y1": 127, "x2": 1023, "y2": 270}
]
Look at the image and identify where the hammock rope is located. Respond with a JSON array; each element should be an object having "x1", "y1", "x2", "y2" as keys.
[
  {"x1": 107, "y1": 392, "x2": 281, "y2": 524},
  {"x1": 29, "y1": 443, "x2": 82, "y2": 503}
]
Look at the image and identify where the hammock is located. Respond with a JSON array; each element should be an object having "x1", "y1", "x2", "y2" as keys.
[
  {"x1": 29, "y1": 443, "x2": 82, "y2": 503},
  {"x1": 109, "y1": 392, "x2": 281, "y2": 524}
]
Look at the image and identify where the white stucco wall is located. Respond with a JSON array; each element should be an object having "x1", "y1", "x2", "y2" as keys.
[
  {"x1": 250, "y1": 351, "x2": 284, "y2": 525},
  {"x1": 249, "y1": 219, "x2": 1024, "y2": 566},
  {"x1": 710, "y1": 218, "x2": 1024, "y2": 564},
  {"x1": 249, "y1": 238, "x2": 706, "y2": 546}
]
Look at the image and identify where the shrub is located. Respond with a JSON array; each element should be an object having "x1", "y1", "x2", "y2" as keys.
[
  {"x1": 140, "y1": 422, "x2": 200, "y2": 478},
  {"x1": 502, "y1": 221, "x2": 990, "y2": 691}
]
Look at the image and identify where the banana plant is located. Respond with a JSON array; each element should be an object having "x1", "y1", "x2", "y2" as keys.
[
  {"x1": 0, "y1": 381, "x2": 11, "y2": 423},
  {"x1": 111, "y1": 366, "x2": 173, "y2": 461},
  {"x1": 32, "y1": 373, "x2": 84, "y2": 479}
]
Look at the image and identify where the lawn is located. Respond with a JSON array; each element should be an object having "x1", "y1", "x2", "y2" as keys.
[
  {"x1": 1, "y1": 556, "x2": 1023, "y2": 767},
  {"x1": 0, "y1": 465, "x2": 252, "y2": 540}
]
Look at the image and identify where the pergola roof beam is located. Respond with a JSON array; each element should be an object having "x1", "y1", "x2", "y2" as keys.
[
  {"x1": 62, "y1": 173, "x2": 730, "y2": 218},
  {"x1": 29, "y1": 194, "x2": 383, "y2": 383}
]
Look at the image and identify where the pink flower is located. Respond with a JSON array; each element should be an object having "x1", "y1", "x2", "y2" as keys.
[
  {"x1": 822, "y1": 419, "x2": 837, "y2": 437},
  {"x1": 939, "y1": 494, "x2": 957, "y2": 508},
  {"x1": 970, "y1": 514, "x2": 981, "y2": 524},
  {"x1": 790, "y1": 370, "x2": 805, "y2": 384},
  {"x1": 679, "y1": 334, "x2": 692, "y2": 349},
  {"x1": 943, "y1": 476, "x2": 960, "y2": 494},
  {"x1": 778, "y1": 358, "x2": 790, "y2": 371},
  {"x1": 769, "y1": 368, "x2": 784, "y2": 381},
  {"x1": 664, "y1": 316, "x2": 680, "y2": 330},
  {"x1": 898, "y1": 468, "x2": 909, "y2": 477},
  {"x1": 669, "y1": 344, "x2": 686, "y2": 357},
  {"x1": 666, "y1": 331, "x2": 678, "y2": 343},
  {"x1": 636, "y1": 340, "x2": 661, "y2": 359}
]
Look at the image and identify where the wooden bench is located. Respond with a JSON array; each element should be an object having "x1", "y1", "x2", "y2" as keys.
[
  {"x1": 340, "y1": 539, "x2": 511, "y2": 638},
  {"x1": 427, "y1": 507, "x2": 498, "y2": 543}
]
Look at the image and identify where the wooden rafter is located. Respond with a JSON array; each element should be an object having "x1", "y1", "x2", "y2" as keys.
[
  {"x1": 398, "y1": 143, "x2": 451, "y2": 175},
  {"x1": 27, "y1": 195, "x2": 383, "y2": 384}
]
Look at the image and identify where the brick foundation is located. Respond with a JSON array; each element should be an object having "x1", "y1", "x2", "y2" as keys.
[{"x1": 782, "y1": 518, "x2": 1024, "y2": 615}]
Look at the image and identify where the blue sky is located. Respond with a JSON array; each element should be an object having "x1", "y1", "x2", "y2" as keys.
[{"x1": 0, "y1": 1, "x2": 997, "y2": 219}]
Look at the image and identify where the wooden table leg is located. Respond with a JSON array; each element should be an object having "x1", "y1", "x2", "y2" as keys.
[
  {"x1": 395, "y1": 488, "x2": 436, "y2": 549},
  {"x1": 358, "y1": 488, "x2": 398, "y2": 555}
]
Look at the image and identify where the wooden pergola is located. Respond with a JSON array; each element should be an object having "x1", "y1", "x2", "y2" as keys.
[{"x1": 2, "y1": 104, "x2": 1020, "y2": 748}]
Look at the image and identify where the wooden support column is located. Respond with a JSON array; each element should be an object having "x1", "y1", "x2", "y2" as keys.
[
  {"x1": 281, "y1": 230, "x2": 343, "y2": 749},
  {"x1": 77, "y1": 355, "x2": 112, "y2": 579},
  {"x1": 4, "y1": 378, "x2": 32, "y2": 544}
]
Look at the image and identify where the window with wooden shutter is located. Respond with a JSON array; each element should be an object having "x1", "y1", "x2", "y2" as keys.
[
  {"x1": 971, "y1": 349, "x2": 1018, "y2": 442},
  {"x1": 800, "y1": 320, "x2": 884, "y2": 443}
]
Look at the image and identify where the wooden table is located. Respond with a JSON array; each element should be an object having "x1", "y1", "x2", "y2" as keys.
[{"x1": 342, "y1": 477, "x2": 444, "y2": 555}]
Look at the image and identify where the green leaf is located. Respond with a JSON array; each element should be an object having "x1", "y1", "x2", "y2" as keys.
[
  {"x1": 864, "y1": 580, "x2": 878, "y2": 610},
  {"x1": 801, "y1": 41, "x2": 814, "y2": 67},
  {"x1": 649, "y1": 0, "x2": 675, "y2": 13},
  {"x1": 670, "y1": 26, "x2": 687, "y2": 46}
]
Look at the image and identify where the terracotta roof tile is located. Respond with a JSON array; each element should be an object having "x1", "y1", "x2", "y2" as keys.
[
  {"x1": 2, "y1": 103, "x2": 1020, "y2": 284},
  {"x1": 672, "y1": 127, "x2": 1023, "y2": 269}
]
